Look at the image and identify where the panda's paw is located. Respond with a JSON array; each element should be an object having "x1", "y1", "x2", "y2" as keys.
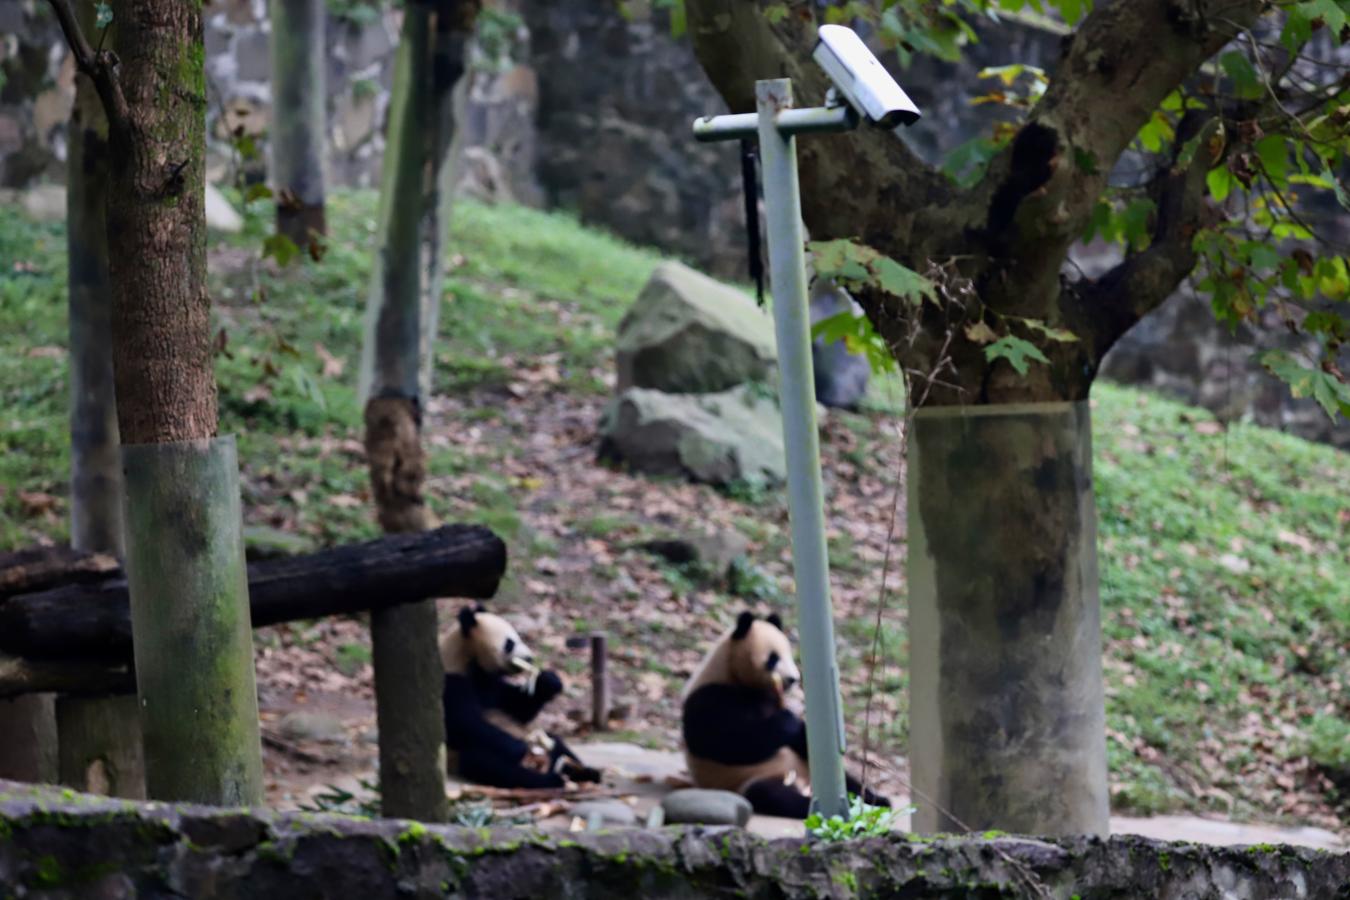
[
  {"x1": 533, "y1": 670, "x2": 563, "y2": 700},
  {"x1": 563, "y1": 761, "x2": 602, "y2": 784}
]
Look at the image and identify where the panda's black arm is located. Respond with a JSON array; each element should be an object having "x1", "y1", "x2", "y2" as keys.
[
  {"x1": 493, "y1": 670, "x2": 563, "y2": 726},
  {"x1": 443, "y1": 673, "x2": 529, "y2": 760},
  {"x1": 682, "y1": 684, "x2": 806, "y2": 765}
]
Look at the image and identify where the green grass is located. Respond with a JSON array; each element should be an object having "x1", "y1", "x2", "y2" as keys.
[
  {"x1": 1093, "y1": 385, "x2": 1349, "y2": 817},
  {"x1": 1, "y1": 189, "x2": 1347, "y2": 826}
]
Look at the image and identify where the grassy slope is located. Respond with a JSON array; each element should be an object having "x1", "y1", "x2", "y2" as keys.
[{"x1": 1, "y1": 190, "x2": 1346, "y2": 828}]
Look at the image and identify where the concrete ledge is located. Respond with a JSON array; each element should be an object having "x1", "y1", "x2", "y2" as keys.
[{"x1": 1, "y1": 780, "x2": 1346, "y2": 898}]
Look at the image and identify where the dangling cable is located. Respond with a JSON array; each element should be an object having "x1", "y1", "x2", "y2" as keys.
[{"x1": 740, "y1": 138, "x2": 764, "y2": 306}]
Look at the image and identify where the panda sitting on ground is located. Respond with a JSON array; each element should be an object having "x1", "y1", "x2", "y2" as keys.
[
  {"x1": 682, "y1": 610, "x2": 889, "y2": 818},
  {"x1": 440, "y1": 604, "x2": 600, "y2": 789}
]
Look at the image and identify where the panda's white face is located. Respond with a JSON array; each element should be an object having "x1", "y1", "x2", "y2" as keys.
[
  {"x1": 730, "y1": 616, "x2": 801, "y2": 700},
  {"x1": 458, "y1": 607, "x2": 535, "y2": 675}
]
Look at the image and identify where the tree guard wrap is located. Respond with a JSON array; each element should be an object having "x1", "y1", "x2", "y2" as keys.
[
  {"x1": 120, "y1": 436, "x2": 263, "y2": 805},
  {"x1": 907, "y1": 400, "x2": 1109, "y2": 835}
]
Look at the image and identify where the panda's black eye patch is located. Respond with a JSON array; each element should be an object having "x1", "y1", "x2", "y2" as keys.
[
  {"x1": 766, "y1": 651, "x2": 780, "y2": 671},
  {"x1": 504, "y1": 637, "x2": 516, "y2": 654}
]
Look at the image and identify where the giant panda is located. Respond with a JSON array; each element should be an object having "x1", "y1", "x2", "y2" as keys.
[
  {"x1": 681, "y1": 610, "x2": 889, "y2": 818},
  {"x1": 440, "y1": 604, "x2": 599, "y2": 789}
]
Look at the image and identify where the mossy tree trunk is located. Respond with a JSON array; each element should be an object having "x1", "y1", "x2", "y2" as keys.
[
  {"x1": 358, "y1": 1, "x2": 476, "y2": 823},
  {"x1": 0, "y1": 696, "x2": 57, "y2": 783},
  {"x1": 47, "y1": 0, "x2": 264, "y2": 805},
  {"x1": 269, "y1": 0, "x2": 326, "y2": 245},
  {"x1": 58, "y1": 0, "x2": 144, "y2": 801}
]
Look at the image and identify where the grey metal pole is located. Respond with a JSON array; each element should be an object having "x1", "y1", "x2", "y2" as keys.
[{"x1": 755, "y1": 78, "x2": 849, "y2": 819}]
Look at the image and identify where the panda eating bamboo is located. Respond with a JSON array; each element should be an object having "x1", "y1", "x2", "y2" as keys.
[
  {"x1": 681, "y1": 610, "x2": 890, "y2": 818},
  {"x1": 440, "y1": 604, "x2": 600, "y2": 789}
]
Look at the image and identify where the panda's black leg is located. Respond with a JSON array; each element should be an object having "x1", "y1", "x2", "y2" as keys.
[
  {"x1": 742, "y1": 777, "x2": 812, "y2": 819},
  {"x1": 844, "y1": 772, "x2": 891, "y2": 808},
  {"x1": 546, "y1": 734, "x2": 601, "y2": 783},
  {"x1": 457, "y1": 746, "x2": 564, "y2": 790}
]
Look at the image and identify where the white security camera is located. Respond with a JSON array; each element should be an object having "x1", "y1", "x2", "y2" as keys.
[{"x1": 813, "y1": 25, "x2": 921, "y2": 129}]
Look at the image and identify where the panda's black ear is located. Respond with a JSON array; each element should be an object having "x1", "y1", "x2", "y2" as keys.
[
  {"x1": 474, "y1": 602, "x2": 487, "y2": 613},
  {"x1": 732, "y1": 611, "x2": 756, "y2": 640},
  {"x1": 457, "y1": 605, "x2": 479, "y2": 635},
  {"x1": 766, "y1": 612, "x2": 783, "y2": 632}
]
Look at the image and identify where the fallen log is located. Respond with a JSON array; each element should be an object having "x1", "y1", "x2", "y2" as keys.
[
  {"x1": 0, "y1": 524, "x2": 506, "y2": 666},
  {"x1": 1, "y1": 781, "x2": 1347, "y2": 898},
  {"x1": 0, "y1": 544, "x2": 120, "y2": 600}
]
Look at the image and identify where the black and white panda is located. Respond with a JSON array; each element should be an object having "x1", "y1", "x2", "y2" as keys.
[
  {"x1": 681, "y1": 610, "x2": 889, "y2": 818},
  {"x1": 440, "y1": 604, "x2": 599, "y2": 789}
]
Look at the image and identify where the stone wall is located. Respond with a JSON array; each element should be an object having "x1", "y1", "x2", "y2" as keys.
[
  {"x1": 2, "y1": 781, "x2": 1348, "y2": 898},
  {"x1": 0, "y1": 0, "x2": 541, "y2": 202},
  {"x1": 520, "y1": 0, "x2": 746, "y2": 280}
]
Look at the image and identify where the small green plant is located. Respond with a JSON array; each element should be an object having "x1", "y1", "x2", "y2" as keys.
[
  {"x1": 805, "y1": 794, "x2": 907, "y2": 842},
  {"x1": 727, "y1": 557, "x2": 782, "y2": 604},
  {"x1": 334, "y1": 641, "x2": 372, "y2": 676}
]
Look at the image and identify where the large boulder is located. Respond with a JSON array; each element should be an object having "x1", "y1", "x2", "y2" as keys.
[
  {"x1": 616, "y1": 262, "x2": 776, "y2": 396},
  {"x1": 598, "y1": 384, "x2": 785, "y2": 486}
]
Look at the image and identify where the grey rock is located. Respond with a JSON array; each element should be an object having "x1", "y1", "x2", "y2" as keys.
[
  {"x1": 572, "y1": 800, "x2": 637, "y2": 828},
  {"x1": 19, "y1": 184, "x2": 65, "y2": 223},
  {"x1": 660, "y1": 789, "x2": 753, "y2": 827},
  {"x1": 617, "y1": 262, "x2": 776, "y2": 395},
  {"x1": 810, "y1": 278, "x2": 871, "y2": 410},
  {"x1": 639, "y1": 529, "x2": 750, "y2": 578},
  {"x1": 598, "y1": 385, "x2": 785, "y2": 487},
  {"x1": 276, "y1": 711, "x2": 347, "y2": 745},
  {"x1": 205, "y1": 183, "x2": 244, "y2": 234}
]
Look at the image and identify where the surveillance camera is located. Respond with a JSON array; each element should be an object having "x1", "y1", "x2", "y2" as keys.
[{"x1": 813, "y1": 25, "x2": 921, "y2": 129}]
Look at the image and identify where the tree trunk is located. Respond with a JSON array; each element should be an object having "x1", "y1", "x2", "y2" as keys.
[
  {"x1": 361, "y1": 7, "x2": 445, "y2": 823},
  {"x1": 61, "y1": 0, "x2": 143, "y2": 800},
  {"x1": 269, "y1": 0, "x2": 326, "y2": 245},
  {"x1": 56, "y1": 695, "x2": 145, "y2": 799},
  {"x1": 104, "y1": 0, "x2": 263, "y2": 806},
  {"x1": 358, "y1": 5, "x2": 475, "y2": 823},
  {"x1": 907, "y1": 401, "x2": 1108, "y2": 835},
  {"x1": 0, "y1": 697, "x2": 57, "y2": 782}
]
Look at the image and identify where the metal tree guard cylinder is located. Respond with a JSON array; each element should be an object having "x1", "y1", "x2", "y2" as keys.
[{"x1": 694, "y1": 78, "x2": 854, "y2": 818}]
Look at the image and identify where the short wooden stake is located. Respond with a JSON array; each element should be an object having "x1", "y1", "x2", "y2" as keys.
[{"x1": 590, "y1": 632, "x2": 609, "y2": 731}]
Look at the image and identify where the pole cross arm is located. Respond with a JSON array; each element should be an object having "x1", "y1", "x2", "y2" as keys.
[{"x1": 692, "y1": 104, "x2": 857, "y2": 143}]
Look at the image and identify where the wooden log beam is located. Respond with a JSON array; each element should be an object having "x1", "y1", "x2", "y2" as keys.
[
  {"x1": 0, "y1": 545, "x2": 120, "y2": 600},
  {"x1": 0, "y1": 524, "x2": 506, "y2": 668}
]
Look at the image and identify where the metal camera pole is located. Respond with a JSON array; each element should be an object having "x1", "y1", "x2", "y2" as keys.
[{"x1": 693, "y1": 79, "x2": 859, "y2": 819}]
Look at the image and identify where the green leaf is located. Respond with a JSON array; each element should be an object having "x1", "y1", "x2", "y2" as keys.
[
  {"x1": 1254, "y1": 135, "x2": 1289, "y2": 187},
  {"x1": 1015, "y1": 317, "x2": 1078, "y2": 343},
  {"x1": 984, "y1": 335, "x2": 1050, "y2": 375},
  {"x1": 262, "y1": 233, "x2": 301, "y2": 268},
  {"x1": 95, "y1": 1, "x2": 113, "y2": 28},
  {"x1": 763, "y1": 3, "x2": 788, "y2": 23},
  {"x1": 1258, "y1": 350, "x2": 1350, "y2": 419},
  {"x1": 964, "y1": 320, "x2": 998, "y2": 345},
  {"x1": 1324, "y1": 166, "x2": 1350, "y2": 212},
  {"x1": 808, "y1": 239, "x2": 936, "y2": 307},
  {"x1": 1073, "y1": 147, "x2": 1099, "y2": 175},
  {"x1": 1207, "y1": 166, "x2": 1236, "y2": 202},
  {"x1": 1219, "y1": 51, "x2": 1263, "y2": 100},
  {"x1": 243, "y1": 183, "x2": 274, "y2": 204},
  {"x1": 873, "y1": 256, "x2": 937, "y2": 306}
]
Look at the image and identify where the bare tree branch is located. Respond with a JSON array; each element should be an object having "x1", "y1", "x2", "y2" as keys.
[
  {"x1": 45, "y1": 0, "x2": 130, "y2": 138},
  {"x1": 1074, "y1": 115, "x2": 1224, "y2": 361}
]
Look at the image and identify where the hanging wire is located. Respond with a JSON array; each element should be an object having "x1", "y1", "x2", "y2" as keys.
[{"x1": 740, "y1": 138, "x2": 765, "y2": 306}]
